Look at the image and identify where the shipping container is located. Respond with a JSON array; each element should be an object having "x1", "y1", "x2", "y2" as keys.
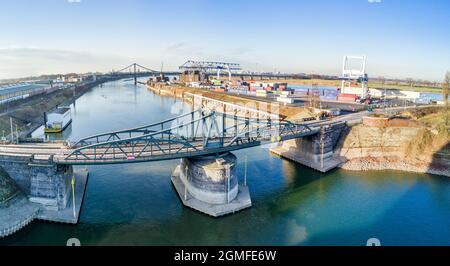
[
  {"x1": 277, "y1": 97, "x2": 294, "y2": 104},
  {"x1": 250, "y1": 86, "x2": 263, "y2": 91},
  {"x1": 320, "y1": 95, "x2": 337, "y2": 101},
  {"x1": 337, "y1": 97, "x2": 356, "y2": 103},
  {"x1": 338, "y1": 93, "x2": 358, "y2": 98}
]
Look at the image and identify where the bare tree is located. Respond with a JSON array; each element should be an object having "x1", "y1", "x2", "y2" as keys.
[
  {"x1": 406, "y1": 78, "x2": 414, "y2": 88},
  {"x1": 443, "y1": 71, "x2": 450, "y2": 126}
]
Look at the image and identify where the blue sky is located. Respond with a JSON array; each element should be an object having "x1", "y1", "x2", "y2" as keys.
[{"x1": 0, "y1": 0, "x2": 449, "y2": 81}]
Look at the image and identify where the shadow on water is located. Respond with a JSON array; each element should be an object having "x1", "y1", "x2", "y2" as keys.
[
  {"x1": 305, "y1": 173, "x2": 450, "y2": 246},
  {"x1": 429, "y1": 139, "x2": 450, "y2": 176}
]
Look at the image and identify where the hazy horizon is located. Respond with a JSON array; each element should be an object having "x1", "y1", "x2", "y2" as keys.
[{"x1": 0, "y1": 0, "x2": 449, "y2": 82}]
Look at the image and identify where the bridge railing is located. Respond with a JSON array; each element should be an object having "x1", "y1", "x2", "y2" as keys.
[
  {"x1": 72, "y1": 109, "x2": 205, "y2": 146},
  {"x1": 185, "y1": 92, "x2": 279, "y2": 119}
]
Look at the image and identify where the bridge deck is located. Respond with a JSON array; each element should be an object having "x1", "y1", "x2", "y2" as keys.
[
  {"x1": 0, "y1": 142, "x2": 70, "y2": 160},
  {"x1": 0, "y1": 104, "x2": 331, "y2": 165},
  {"x1": 0, "y1": 127, "x2": 318, "y2": 165}
]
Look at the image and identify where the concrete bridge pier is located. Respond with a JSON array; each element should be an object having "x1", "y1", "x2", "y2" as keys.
[{"x1": 171, "y1": 152, "x2": 252, "y2": 217}]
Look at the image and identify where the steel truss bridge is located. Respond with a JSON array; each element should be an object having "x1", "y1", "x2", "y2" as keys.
[
  {"x1": 58, "y1": 106, "x2": 320, "y2": 165},
  {"x1": 111, "y1": 63, "x2": 158, "y2": 85}
]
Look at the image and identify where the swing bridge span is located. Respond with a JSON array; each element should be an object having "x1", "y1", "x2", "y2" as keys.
[
  {"x1": 0, "y1": 96, "x2": 329, "y2": 166},
  {"x1": 58, "y1": 108, "x2": 320, "y2": 165}
]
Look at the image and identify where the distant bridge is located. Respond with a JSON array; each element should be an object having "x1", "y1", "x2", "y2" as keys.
[
  {"x1": 110, "y1": 63, "x2": 157, "y2": 85},
  {"x1": 108, "y1": 62, "x2": 295, "y2": 85}
]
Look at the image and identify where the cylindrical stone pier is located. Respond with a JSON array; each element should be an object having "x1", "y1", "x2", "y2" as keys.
[
  {"x1": 179, "y1": 152, "x2": 238, "y2": 204},
  {"x1": 171, "y1": 152, "x2": 252, "y2": 217}
]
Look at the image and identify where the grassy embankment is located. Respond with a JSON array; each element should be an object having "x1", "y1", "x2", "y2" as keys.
[
  {"x1": 149, "y1": 83, "x2": 314, "y2": 120},
  {"x1": 368, "y1": 82, "x2": 442, "y2": 93},
  {"x1": 258, "y1": 78, "x2": 442, "y2": 93},
  {"x1": 338, "y1": 106, "x2": 449, "y2": 176},
  {"x1": 0, "y1": 86, "x2": 91, "y2": 138},
  {"x1": 402, "y1": 107, "x2": 450, "y2": 157}
]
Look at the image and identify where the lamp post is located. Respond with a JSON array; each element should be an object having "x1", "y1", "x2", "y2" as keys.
[{"x1": 383, "y1": 77, "x2": 387, "y2": 111}]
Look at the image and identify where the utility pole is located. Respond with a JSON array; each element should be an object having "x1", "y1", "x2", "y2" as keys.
[
  {"x1": 320, "y1": 128, "x2": 325, "y2": 170},
  {"x1": 10, "y1": 117, "x2": 14, "y2": 143},
  {"x1": 244, "y1": 154, "x2": 248, "y2": 187},
  {"x1": 184, "y1": 165, "x2": 188, "y2": 201},
  {"x1": 226, "y1": 165, "x2": 231, "y2": 204},
  {"x1": 383, "y1": 77, "x2": 387, "y2": 111},
  {"x1": 15, "y1": 124, "x2": 19, "y2": 144},
  {"x1": 72, "y1": 175, "x2": 76, "y2": 218}
]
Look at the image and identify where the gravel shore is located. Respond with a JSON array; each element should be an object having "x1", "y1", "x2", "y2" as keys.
[{"x1": 340, "y1": 157, "x2": 450, "y2": 177}]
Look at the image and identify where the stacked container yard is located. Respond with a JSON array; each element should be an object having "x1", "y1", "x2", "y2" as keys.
[
  {"x1": 320, "y1": 87, "x2": 338, "y2": 101},
  {"x1": 277, "y1": 91, "x2": 295, "y2": 104},
  {"x1": 250, "y1": 86, "x2": 263, "y2": 92},
  {"x1": 256, "y1": 89, "x2": 271, "y2": 98},
  {"x1": 275, "y1": 83, "x2": 288, "y2": 91},
  {"x1": 288, "y1": 85, "x2": 338, "y2": 100},
  {"x1": 290, "y1": 86, "x2": 309, "y2": 96},
  {"x1": 229, "y1": 88, "x2": 255, "y2": 96}
]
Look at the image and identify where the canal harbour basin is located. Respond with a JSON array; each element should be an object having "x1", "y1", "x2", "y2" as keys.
[{"x1": 1, "y1": 78, "x2": 449, "y2": 246}]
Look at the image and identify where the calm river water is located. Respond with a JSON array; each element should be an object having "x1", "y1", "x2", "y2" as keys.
[{"x1": 1, "y1": 78, "x2": 449, "y2": 246}]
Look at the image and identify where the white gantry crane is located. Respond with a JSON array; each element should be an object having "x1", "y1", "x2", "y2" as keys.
[
  {"x1": 340, "y1": 55, "x2": 369, "y2": 98},
  {"x1": 179, "y1": 60, "x2": 242, "y2": 82}
]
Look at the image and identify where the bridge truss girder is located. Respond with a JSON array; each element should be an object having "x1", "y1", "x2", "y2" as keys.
[
  {"x1": 61, "y1": 107, "x2": 317, "y2": 165},
  {"x1": 112, "y1": 63, "x2": 157, "y2": 84}
]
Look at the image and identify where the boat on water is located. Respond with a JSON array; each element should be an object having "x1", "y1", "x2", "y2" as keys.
[{"x1": 44, "y1": 107, "x2": 72, "y2": 133}]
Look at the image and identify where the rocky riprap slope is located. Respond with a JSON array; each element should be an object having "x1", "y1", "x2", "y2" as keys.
[
  {"x1": 337, "y1": 117, "x2": 450, "y2": 177},
  {"x1": 0, "y1": 168, "x2": 39, "y2": 238}
]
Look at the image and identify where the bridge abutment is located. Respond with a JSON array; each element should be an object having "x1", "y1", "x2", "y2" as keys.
[
  {"x1": 271, "y1": 122, "x2": 348, "y2": 172},
  {"x1": 0, "y1": 153, "x2": 88, "y2": 226},
  {"x1": 0, "y1": 155, "x2": 73, "y2": 210},
  {"x1": 171, "y1": 152, "x2": 251, "y2": 217}
]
